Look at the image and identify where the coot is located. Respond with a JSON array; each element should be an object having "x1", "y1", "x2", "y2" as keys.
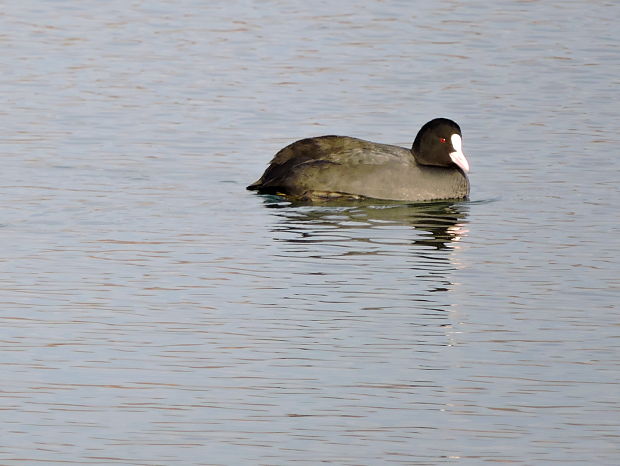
[{"x1": 247, "y1": 118, "x2": 470, "y2": 201}]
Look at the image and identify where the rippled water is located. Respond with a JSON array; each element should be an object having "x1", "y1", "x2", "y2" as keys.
[{"x1": 1, "y1": 0, "x2": 619, "y2": 464}]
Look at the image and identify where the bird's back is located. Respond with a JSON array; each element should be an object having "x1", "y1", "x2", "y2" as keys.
[{"x1": 247, "y1": 135, "x2": 468, "y2": 201}]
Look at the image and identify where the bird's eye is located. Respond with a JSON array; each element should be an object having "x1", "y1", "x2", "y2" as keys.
[{"x1": 439, "y1": 138, "x2": 446, "y2": 143}]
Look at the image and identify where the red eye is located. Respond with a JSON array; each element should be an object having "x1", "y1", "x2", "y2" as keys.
[{"x1": 439, "y1": 137, "x2": 446, "y2": 143}]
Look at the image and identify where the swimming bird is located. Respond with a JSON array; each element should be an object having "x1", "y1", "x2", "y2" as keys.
[{"x1": 247, "y1": 118, "x2": 470, "y2": 202}]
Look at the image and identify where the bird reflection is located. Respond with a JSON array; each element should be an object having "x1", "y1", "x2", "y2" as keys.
[
  {"x1": 258, "y1": 196, "x2": 470, "y2": 300},
  {"x1": 261, "y1": 195, "x2": 469, "y2": 250},
  {"x1": 253, "y1": 195, "x2": 472, "y2": 321}
]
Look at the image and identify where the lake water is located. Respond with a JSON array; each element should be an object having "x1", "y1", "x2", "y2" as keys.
[{"x1": 1, "y1": 0, "x2": 619, "y2": 464}]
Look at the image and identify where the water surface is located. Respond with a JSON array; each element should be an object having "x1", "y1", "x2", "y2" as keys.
[{"x1": 1, "y1": 0, "x2": 619, "y2": 464}]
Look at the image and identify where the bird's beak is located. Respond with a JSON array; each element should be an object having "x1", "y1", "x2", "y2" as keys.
[{"x1": 450, "y1": 134, "x2": 470, "y2": 173}]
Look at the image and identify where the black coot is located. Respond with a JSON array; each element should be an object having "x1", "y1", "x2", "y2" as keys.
[{"x1": 247, "y1": 118, "x2": 470, "y2": 201}]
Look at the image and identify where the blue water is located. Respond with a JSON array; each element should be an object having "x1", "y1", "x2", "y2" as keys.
[{"x1": 1, "y1": 1, "x2": 619, "y2": 464}]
